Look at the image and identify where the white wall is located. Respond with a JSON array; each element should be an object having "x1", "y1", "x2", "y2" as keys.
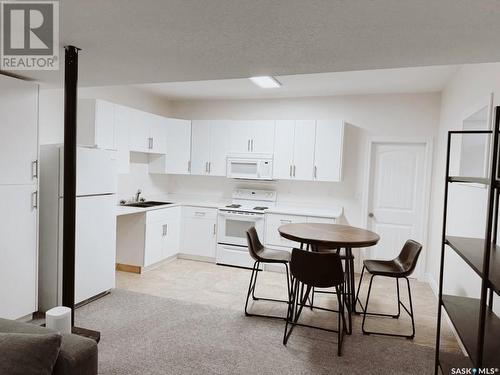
[
  {"x1": 38, "y1": 86, "x2": 172, "y2": 198},
  {"x1": 427, "y1": 63, "x2": 500, "y2": 307},
  {"x1": 169, "y1": 93, "x2": 441, "y2": 230}
]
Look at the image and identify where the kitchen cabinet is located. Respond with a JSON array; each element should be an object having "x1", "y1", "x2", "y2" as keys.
[
  {"x1": 229, "y1": 120, "x2": 275, "y2": 153},
  {"x1": 114, "y1": 104, "x2": 131, "y2": 174},
  {"x1": 77, "y1": 99, "x2": 116, "y2": 150},
  {"x1": 273, "y1": 120, "x2": 315, "y2": 180},
  {"x1": 144, "y1": 207, "x2": 180, "y2": 266},
  {"x1": 129, "y1": 109, "x2": 151, "y2": 153},
  {"x1": 116, "y1": 206, "x2": 181, "y2": 271},
  {"x1": 313, "y1": 120, "x2": 344, "y2": 182},
  {"x1": 264, "y1": 213, "x2": 336, "y2": 249},
  {"x1": 0, "y1": 186, "x2": 38, "y2": 319},
  {"x1": 180, "y1": 206, "x2": 217, "y2": 259},
  {"x1": 129, "y1": 110, "x2": 167, "y2": 154},
  {"x1": 0, "y1": 76, "x2": 39, "y2": 185},
  {"x1": 149, "y1": 118, "x2": 191, "y2": 175},
  {"x1": 0, "y1": 75, "x2": 39, "y2": 320},
  {"x1": 191, "y1": 120, "x2": 230, "y2": 176}
]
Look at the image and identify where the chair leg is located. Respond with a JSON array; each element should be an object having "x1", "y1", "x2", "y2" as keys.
[
  {"x1": 362, "y1": 275, "x2": 416, "y2": 339},
  {"x1": 245, "y1": 261, "x2": 258, "y2": 316},
  {"x1": 335, "y1": 285, "x2": 346, "y2": 356},
  {"x1": 355, "y1": 266, "x2": 366, "y2": 313},
  {"x1": 283, "y1": 278, "x2": 298, "y2": 345},
  {"x1": 245, "y1": 261, "x2": 290, "y2": 320}
]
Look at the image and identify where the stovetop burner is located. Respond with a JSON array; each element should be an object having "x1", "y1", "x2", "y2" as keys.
[
  {"x1": 226, "y1": 204, "x2": 242, "y2": 208},
  {"x1": 253, "y1": 206, "x2": 268, "y2": 211}
]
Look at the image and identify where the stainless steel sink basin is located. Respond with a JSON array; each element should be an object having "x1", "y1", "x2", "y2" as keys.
[{"x1": 124, "y1": 201, "x2": 173, "y2": 208}]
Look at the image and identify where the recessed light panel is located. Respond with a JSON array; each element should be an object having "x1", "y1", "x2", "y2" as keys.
[{"x1": 249, "y1": 76, "x2": 281, "y2": 89}]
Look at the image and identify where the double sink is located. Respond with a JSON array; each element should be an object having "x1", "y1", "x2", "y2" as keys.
[{"x1": 123, "y1": 201, "x2": 174, "y2": 208}]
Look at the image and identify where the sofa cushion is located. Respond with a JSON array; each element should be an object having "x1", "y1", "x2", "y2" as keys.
[
  {"x1": 0, "y1": 318, "x2": 98, "y2": 375},
  {"x1": 0, "y1": 332, "x2": 62, "y2": 375}
]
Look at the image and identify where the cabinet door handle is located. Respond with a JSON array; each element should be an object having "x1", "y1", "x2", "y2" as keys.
[
  {"x1": 31, "y1": 191, "x2": 38, "y2": 210},
  {"x1": 213, "y1": 223, "x2": 216, "y2": 235},
  {"x1": 289, "y1": 165, "x2": 292, "y2": 178},
  {"x1": 247, "y1": 139, "x2": 250, "y2": 151},
  {"x1": 151, "y1": 137, "x2": 154, "y2": 149},
  {"x1": 251, "y1": 139, "x2": 254, "y2": 151},
  {"x1": 162, "y1": 224, "x2": 168, "y2": 236},
  {"x1": 314, "y1": 166, "x2": 317, "y2": 179},
  {"x1": 188, "y1": 160, "x2": 191, "y2": 172},
  {"x1": 148, "y1": 137, "x2": 152, "y2": 149},
  {"x1": 195, "y1": 211, "x2": 206, "y2": 217},
  {"x1": 205, "y1": 162, "x2": 208, "y2": 173},
  {"x1": 31, "y1": 160, "x2": 38, "y2": 179},
  {"x1": 280, "y1": 219, "x2": 292, "y2": 224},
  {"x1": 293, "y1": 165, "x2": 296, "y2": 177}
]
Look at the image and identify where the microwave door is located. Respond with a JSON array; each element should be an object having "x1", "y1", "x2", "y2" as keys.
[{"x1": 229, "y1": 160, "x2": 259, "y2": 179}]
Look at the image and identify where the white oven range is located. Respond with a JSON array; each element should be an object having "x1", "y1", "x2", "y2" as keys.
[{"x1": 216, "y1": 189, "x2": 276, "y2": 268}]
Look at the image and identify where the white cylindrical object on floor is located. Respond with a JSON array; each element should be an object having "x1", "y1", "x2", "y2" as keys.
[{"x1": 46, "y1": 306, "x2": 72, "y2": 334}]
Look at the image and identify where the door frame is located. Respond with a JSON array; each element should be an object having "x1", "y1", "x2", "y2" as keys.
[{"x1": 360, "y1": 137, "x2": 434, "y2": 280}]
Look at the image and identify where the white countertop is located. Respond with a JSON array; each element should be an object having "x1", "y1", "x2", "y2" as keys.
[{"x1": 116, "y1": 193, "x2": 343, "y2": 219}]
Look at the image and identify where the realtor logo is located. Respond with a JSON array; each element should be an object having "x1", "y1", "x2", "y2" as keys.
[{"x1": 1, "y1": 1, "x2": 59, "y2": 70}]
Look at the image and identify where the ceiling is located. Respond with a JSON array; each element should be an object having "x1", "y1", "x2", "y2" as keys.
[
  {"x1": 133, "y1": 65, "x2": 459, "y2": 100},
  {"x1": 5, "y1": 0, "x2": 500, "y2": 87}
]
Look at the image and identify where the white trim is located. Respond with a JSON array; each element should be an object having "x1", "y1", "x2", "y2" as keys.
[{"x1": 361, "y1": 137, "x2": 434, "y2": 281}]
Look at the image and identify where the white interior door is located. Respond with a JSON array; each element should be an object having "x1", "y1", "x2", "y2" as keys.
[{"x1": 366, "y1": 142, "x2": 426, "y2": 277}]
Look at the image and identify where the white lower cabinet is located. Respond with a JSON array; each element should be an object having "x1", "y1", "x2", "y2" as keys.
[
  {"x1": 116, "y1": 206, "x2": 180, "y2": 270},
  {"x1": 0, "y1": 185, "x2": 38, "y2": 319},
  {"x1": 264, "y1": 213, "x2": 336, "y2": 249},
  {"x1": 180, "y1": 206, "x2": 217, "y2": 260}
]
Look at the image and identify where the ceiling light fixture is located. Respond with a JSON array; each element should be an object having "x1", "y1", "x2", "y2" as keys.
[{"x1": 249, "y1": 76, "x2": 281, "y2": 89}]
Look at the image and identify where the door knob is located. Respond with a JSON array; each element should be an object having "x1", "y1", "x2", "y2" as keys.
[{"x1": 368, "y1": 212, "x2": 374, "y2": 218}]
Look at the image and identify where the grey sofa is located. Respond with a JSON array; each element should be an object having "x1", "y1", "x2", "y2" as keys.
[{"x1": 0, "y1": 318, "x2": 98, "y2": 375}]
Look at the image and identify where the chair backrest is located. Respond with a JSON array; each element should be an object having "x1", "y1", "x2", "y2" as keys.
[
  {"x1": 246, "y1": 227, "x2": 264, "y2": 261},
  {"x1": 396, "y1": 240, "x2": 423, "y2": 276},
  {"x1": 290, "y1": 248, "x2": 344, "y2": 288}
]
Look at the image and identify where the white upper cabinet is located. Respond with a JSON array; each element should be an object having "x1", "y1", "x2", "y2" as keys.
[
  {"x1": 129, "y1": 109, "x2": 151, "y2": 153},
  {"x1": 273, "y1": 121, "x2": 295, "y2": 179},
  {"x1": 149, "y1": 115, "x2": 168, "y2": 154},
  {"x1": 77, "y1": 99, "x2": 115, "y2": 150},
  {"x1": 191, "y1": 121, "x2": 211, "y2": 175},
  {"x1": 229, "y1": 120, "x2": 275, "y2": 153},
  {"x1": 313, "y1": 120, "x2": 344, "y2": 182},
  {"x1": 149, "y1": 118, "x2": 192, "y2": 175},
  {"x1": 129, "y1": 109, "x2": 167, "y2": 154},
  {"x1": 273, "y1": 120, "x2": 315, "y2": 181},
  {"x1": 191, "y1": 120, "x2": 229, "y2": 176},
  {"x1": 0, "y1": 76, "x2": 38, "y2": 185},
  {"x1": 294, "y1": 120, "x2": 316, "y2": 180},
  {"x1": 209, "y1": 120, "x2": 231, "y2": 176},
  {"x1": 165, "y1": 118, "x2": 191, "y2": 174},
  {"x1": 113, "y1": 104, "x2": 131, "y2": 174}
]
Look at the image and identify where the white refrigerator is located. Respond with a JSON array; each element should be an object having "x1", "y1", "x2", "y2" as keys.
[{"x1": 39, "y1": 145, "x2": 117, "y2": 311}]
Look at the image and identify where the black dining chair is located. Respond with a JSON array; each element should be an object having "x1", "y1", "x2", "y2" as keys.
[
  {"x1": 245, "y1": 227, "x2": 291, "y2": 319},
  {"x1": 283, "y1": 248, "x2": 347, "y2": 356},
  {"x1": 355, "y1": 239, "x2": 422, "y2": 339}
]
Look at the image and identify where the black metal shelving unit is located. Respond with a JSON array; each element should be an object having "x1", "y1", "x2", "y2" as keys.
[{"x1": 435, "y1": 108, "x2": 500, "y2": 374}]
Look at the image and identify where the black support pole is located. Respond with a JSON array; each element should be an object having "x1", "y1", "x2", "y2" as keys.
[{"x1": 62, "y1": 45, "x2": 80, "y2": 326}]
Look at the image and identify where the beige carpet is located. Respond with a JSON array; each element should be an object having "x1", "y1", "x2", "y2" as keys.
[{"x1": 76, "y1": 289, "x2": 434, "y2": 375}]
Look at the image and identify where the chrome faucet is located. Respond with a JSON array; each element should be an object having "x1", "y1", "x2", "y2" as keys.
[{"x1": 135, "y1": 189, "x2": 142, "y2": 202}]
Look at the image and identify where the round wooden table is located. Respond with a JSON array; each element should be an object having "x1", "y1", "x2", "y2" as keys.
[{"x1": 278, "y1": 223, "x2": 380, "y2": 316}]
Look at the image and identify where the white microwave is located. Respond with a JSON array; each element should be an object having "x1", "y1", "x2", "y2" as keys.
[{"x1": 226, "y1": 154, "x2": 273, "y2": 180}]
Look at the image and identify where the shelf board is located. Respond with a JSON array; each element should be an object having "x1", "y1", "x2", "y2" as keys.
[
  {"x1": 445, "y1": 236, "x2": 500, "y2": 295},
  {"x1": 441, "y1": 295, "x2": 500, "y2": 367},
  {"x1": 447, "y1": 176, "x2": 490, "y2": 185},
  {"x1": 439, "y1": 351, "x2": 472, "y2": 375}
]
